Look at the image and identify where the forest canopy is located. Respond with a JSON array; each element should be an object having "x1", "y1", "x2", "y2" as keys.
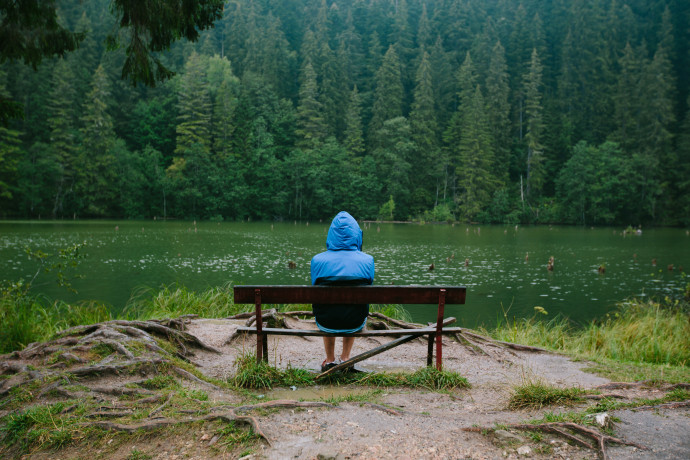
[{"x1": 0, "y1": 0, "x2": 689, "y2": 226}]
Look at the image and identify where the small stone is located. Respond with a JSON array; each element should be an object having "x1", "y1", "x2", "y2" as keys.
[
  {"x1": 517, "y1": 445, "x2": 532, "y2": 456},
  {"x1": 200, "y1": 433, "x2": 211, "y2": 441}
]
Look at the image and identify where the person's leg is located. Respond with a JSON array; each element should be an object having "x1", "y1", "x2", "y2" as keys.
[
  {"x1": 322, "y1": 336, "x2": 337, "y2": 363},
  {"x1": 340, "y1": 336, "x2": 355, "y2": 361}
]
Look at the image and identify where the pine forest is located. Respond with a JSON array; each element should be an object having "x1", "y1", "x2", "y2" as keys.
[{"x1": 1, "y1": 0, "x2": 689, "y2": 226}]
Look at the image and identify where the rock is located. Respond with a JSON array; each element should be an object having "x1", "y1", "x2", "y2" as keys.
[
  {"x1": 316, "y1": 452, "x2": 345, "y2": 460},
  {"x1": 494, "y1": 429, "x2": 525, "y2": 445},
  {"x1": 517, "y1": 445, "x2": 532, "y2": 456}
]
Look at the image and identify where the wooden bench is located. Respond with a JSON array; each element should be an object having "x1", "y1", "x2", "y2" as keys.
[{"x1": 233, "y1": 285, "x2": 466, "y2": 376}]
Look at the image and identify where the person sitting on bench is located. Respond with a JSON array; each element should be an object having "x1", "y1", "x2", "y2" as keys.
[{"x1": 311, "y1": 211, "x2": 375, "y2": 372}]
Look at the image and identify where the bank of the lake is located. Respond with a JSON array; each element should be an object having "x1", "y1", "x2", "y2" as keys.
[
  {"x1": 2, "y1": 283, "x2": 688, "y2": 382},
  {"x1": 1, "y1": 221, "x2": 689, "y2": 328}
]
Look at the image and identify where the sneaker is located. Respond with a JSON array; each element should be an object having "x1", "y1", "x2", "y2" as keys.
[{"x1": 321, "y1": 360, "x2": 339, "y2": 373}]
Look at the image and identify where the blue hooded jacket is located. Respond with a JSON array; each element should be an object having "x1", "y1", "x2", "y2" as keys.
[{"x1": 310, "y1": 211, "x2": 375, "y2": 332}]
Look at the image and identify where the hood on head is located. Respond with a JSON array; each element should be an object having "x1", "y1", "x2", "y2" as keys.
[{"x1": 326, "y1": 211, "x2": 362, "y2": 251}]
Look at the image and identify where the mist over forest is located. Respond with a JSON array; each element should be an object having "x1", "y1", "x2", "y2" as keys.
[{"x1": 1, "y1": 0, "x2": 689, "y2": 226}]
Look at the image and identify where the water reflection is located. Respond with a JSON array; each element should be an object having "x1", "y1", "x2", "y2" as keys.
[{"x1": 0, "y1": 221, "x2": 687, "y2": 328}]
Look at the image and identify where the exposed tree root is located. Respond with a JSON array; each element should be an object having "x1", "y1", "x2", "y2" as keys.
[
  {"x1": 233, "y1": 399, "x2": 335, "y2": 412},
  {"x1": 632, "y1": 400, "x2": 690, "y2": 411},
  {"x1": 87, "y1": 412, "x2": 271, "y2": 445},
  {"x1": 464, "y1": 421, "x2": 647, "y2": 459}
]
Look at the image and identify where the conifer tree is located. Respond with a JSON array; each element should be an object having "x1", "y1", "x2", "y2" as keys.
[
  {"x1": 523, "y1": 48, "x2": 545, "y2": 199},
  {"x1": 47, "y1": 59, "x2": 79, "y2": 217},
  {"x1": 343, "y1": 86, "x2": 365, "y2": 157},
  {"x1": 456, "y1": 85, "x2": 495, "y2": 220},
  {"x1": 485, "y1": 41, "x2": 511, "y2": 183},
  {"x1": 0, "y1": 70, "x2": 20, "y2": 201},
  {"x1": 410, "y1": 51, "x2": 440, "y2": 205},
  {"x1": 295, "y1": 61, "x2": 328, "y2": 149},
  {"x1": 78, "y1": 64, "x2": 117, "y2": 215},
  {"x1": 175, "y1": 52, "x2": 212, "y2": 155},
  {"x1": 369, "y1": 45, "x2": 404, "y2": 146}
]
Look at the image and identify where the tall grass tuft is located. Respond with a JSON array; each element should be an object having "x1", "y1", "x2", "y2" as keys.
[
  {"x1": 486, "y1": 297, "x2": 690, "y2": 367},
  {"x1": 0, "y1": 295, "x2": 112, "y2": 354},
  {"x1": 124, "y1": 282, "x2": 239, "y2": 320},
  {"x1": 509, "y1": 380, "x2": 586, "y2": 410}
]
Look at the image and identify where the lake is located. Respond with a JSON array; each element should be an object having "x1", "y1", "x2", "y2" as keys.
[{"x1": 0, "y1": 220, "x2": 688, "y2": 328}]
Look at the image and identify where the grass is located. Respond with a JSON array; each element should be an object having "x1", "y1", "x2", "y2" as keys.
[
  {"x1": 484, "y1": 296, "x2": 690, "y2": 382},
  {"x1": 509, "y1": 380, "x2": 587, "y2": 410},
  {"x1": 230, "y1": 353, "x2": 470, "y2": 391}
]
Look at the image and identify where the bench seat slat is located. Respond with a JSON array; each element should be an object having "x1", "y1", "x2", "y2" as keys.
[
  {"x1": 234, "y1": 285, "x2": 466, "y2": 305},
  {"x1": 236, "y1": 326, "x2": 464, "y2": 337}
]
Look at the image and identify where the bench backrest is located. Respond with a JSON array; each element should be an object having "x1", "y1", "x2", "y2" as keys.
[{"x1": 234, "y1": 285, "x2": 466, "y2": 305}]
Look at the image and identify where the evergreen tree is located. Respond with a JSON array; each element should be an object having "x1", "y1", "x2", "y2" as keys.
[
  {"x1": 78, "y1": 64, "x2": 117, "y2": 216},
  {"x1": 612, "y1": 42, "x2": 641, "y2": 152},
  {"x1": 485, "y1": 41, "x2": 511, "y2": 183},
  {"x1": 456, "y1": 85, "x2": 495, "y2": 220},
  {"x1": 295, "y1": 61, "x2": 328, "y2": 149},
  {"x1": 0, "y1": 70, "x2": 21, "y2": 202},
  {"x1": 410, "y1": 51, "x2": 440, "y2": 208},
  {"x1": 175, "y1": 52, "x2": 212, "y2": 155},
  {"x1": 47, "y1": 59, "x2": 79, "y2": 217},
  {"x1": 523, "y1": 48, "x2": 545, "y2": 199},
  {"x1": 208, "y1": 55, "x2": 239, "y2": 158},
  {"x1": 368, "y1": 45, "x2": 404, "y2": 146},
  {"x1": 343, "y1": 86, "x2": 365, "y2": 157}
]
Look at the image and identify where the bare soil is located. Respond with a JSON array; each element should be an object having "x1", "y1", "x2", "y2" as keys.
[{"x1": 1, "y1": 316, "x2": 688, "y2": 460}]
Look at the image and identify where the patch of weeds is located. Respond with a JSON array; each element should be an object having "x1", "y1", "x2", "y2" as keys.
[
  {"x1": 215, "y1": 421, "x2": 262, "y2": 447},
  {"x1": 584, "y1": 359, "x2": 690, "y2": 384},
  {"x1": 178, "y1": 387, "x2": 209, "y2": 402},
  {"x1": 527, "y1": 431, "x2": 543, "y2": 442},
  {"x1": 154, "y1": 337, "x2": 179, "y2": 356},
  {"x1": 126, "y1": 449, "x2": 153, "y2": 460},
  {"x1": 665, "y1": 387, "x2": 690, "y2": 402},
  {"x1": 530, "y1": 411, "x2": 589, "y2": 425},
  {"x1": 231, "y1": 354, "x2": 315, "y2": 389},
  {"x1": 0, "y1": 402, "x2": 85, "y2": 453},
  {"x1": 535, "y1": 444, "x2": 554, "y2": 455},
  {"x1": 509, "y1": 381, "x2": 586, "y2": 410},
  {"x1": 91, "y1": 342, "x2": 116, "y2": 358},
  {"x1": 125, "y1": 340, "x2": 148, "y2": 357},
  {"x1": 138, "y1": 375, "x2": 177, "y2": 390},
  {"x1": 405, "y1": 367, "x2": 470, "y2": 390},
  {"x1": 322, "y1": 389, "x2": 384, "y2": 405}
]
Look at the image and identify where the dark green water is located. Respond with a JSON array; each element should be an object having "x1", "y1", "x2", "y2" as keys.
[{"x1": 1, "y1": 220, "x2": 688, "y2": 327}]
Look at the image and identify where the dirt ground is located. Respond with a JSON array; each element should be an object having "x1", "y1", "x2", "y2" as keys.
[
  {"x1": 185, "y1": 318, "x2": 690, "y2": 460},
  {"x1": 2, "y1": 317, "x2": 688, "y2": 460}
]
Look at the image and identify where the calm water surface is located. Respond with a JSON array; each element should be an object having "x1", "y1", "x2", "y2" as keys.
[{"x1": 1, "y1": 220, "x2": 688, "y2": 327}]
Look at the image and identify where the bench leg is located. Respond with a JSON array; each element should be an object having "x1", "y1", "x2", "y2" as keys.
[
  {"x1": 262, "y1": 333, "x2": 268, "y2": 362},
  {"x1": 255, "y1": 289, "x2": 263, "y2": 364},
  {"x1": 427, "y1": 333, "x2": 434, "y2": 366},
  {"x1": 435, "y1": 289, "x2": 446, "y2": 370}
]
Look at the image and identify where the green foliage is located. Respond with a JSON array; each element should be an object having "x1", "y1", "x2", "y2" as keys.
[
  {"x1": 486, "y1": 296, "x2": 690, "y2": 375},
  {"x1": 1, "y1": 0, "x2": 689, "y2": 224},
  {"x1": 230, "y1": 354, "x2": 315, "y2": 390},
  {"x1": 0, "y1": 402, "x2": 87, "y2": 453},
  {"x1": 377, "y1": 195, "x2": 395, "y2": 221},
  {"x1": 509, "y1": 381, "x2": 586, "y2": 410}
]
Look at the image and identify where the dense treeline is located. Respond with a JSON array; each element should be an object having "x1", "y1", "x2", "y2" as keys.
[{"x1": 1, "y1": 0, "x2": 689, "y2": 225}]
